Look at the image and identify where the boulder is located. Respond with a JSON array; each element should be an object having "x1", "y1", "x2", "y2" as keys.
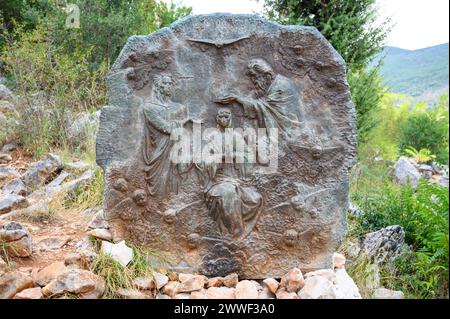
[
  {"x1": 162, "y1": 280, "x2": 180, "y2": 297},
  {"x1": 13, "y1": 287, "x2": 43, "y2": 299},
  {"x1": 177, "y1": 274, "x2": 207, "y2": 293},
  {"x1": 364, "y1": 225, "x2": 405, "y2": 264},
  {"x1": 117, "y1": 288, "x2": 152, "y2": 299},
  {"x1": 42, "y1": 269, "x2": 105, "y2": 299},
  {"x1": 174, "y1": 292, "x2": 191, "y2": 299},
  {"x1": 67, "y1": 111, "x2": 101, "y2": 146},
  {"x1": 23, "y1": 153, "x2": 63, "y2": 188},
  {"x1": 190, "y1": 289, "x2": 208, "y2": 299},
  {"x1": 373, "y1": 287, "x2": 404, "y2": 299},
  {"x1": 0, "y1": 271, "x2": 34, "y2": 299},
  {"x1": 280, "y1": 268, "x2": 304, "y2": 293},
  {"x1": 33, "y1": 261, "x2": 68, "y2": 287},
  {"x1": 333, "y1": 268, "x2": 362, "y2": 299},
  {"x1": 0, "y1": 153, "x2": 12, "y2": 164},
  {"x1": 87, "y1": 228, "x2": 113, "y2": 241},
  {"x1": 304, "y1": 269, "x2": 336, "y2": 283},
  {"x1": 262, "y1": 278, "x2": 279, "y2": 294},
  {"x1": 258, "y1": 286, "x2": 276, "y2": 299},
  {"x1": 275, "y1": 288, "x2": 298, "y2": 299},
  {"x1": 152, "y1": 271, "x2": 169, "y2": 290},
  {"x1": 37, "y1": 237, "x2": 71, "y2": 251},
  {"x1": 133, "y1": 276, "x2": 154, "y2": 290},
  {"x1": 0, "y1": 167, "x2": 20, "y2": 183},
  {"x1": 0, "y1": 256, "x2": 7, "y2": 276},
  {"x1": 332, "y1": 252, "x2": 346, "y2": 269},
  {"x1": 206, "y1": 286, "x2": 236, "y2": 299},
  {"x1": 0, "y1": 194, "x2": 28, "y2": 215},
  {"x1": 222, "y1": 273, "x2": 239, "y2": 288},
  {"x1": 235, "y1": 280, "x2": 259, "y2": 299},
  {"x1": 207, "y1": 276, "x2": 224, "y2": 288},
  {"x1": 297, "y1": 276, "x2": 336, "y2": 299},
  {"x1": 2, "y1": 178, "x2": 27, "y2": 196},
  {"x1": 100, "y1": 240, "x2": 133, "y2": 267},
  {"x1": 0, "y1": 222, "x2": 32, "y2": 257},
  {"x1": 393, "y1": 157, "x2": 421, "y2": 188},
  {"x1": 86, "y1": 209, "x2": 109, "y2": 230}
]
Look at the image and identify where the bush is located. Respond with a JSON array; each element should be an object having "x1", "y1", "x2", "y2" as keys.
[{"x1": 351, "y1": 178, "x2": 449, "y2": 298}]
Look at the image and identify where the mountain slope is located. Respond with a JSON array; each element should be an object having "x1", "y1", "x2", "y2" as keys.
[{"x1": 375, "y1": 43, "x2": 449, "y2": 100}]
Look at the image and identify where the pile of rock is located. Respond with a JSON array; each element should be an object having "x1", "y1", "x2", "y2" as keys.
[
  {"x1": 0, "y1": 151, "x2": 95, "y2": 220},
  {"x1": 394, "y1": 156, "x2": 448, "y2": 188}
]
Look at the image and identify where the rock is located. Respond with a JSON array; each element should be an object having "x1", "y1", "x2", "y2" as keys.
[
  {"x1": 97, "y1": 14, "x2": 357, "y2": 279},
  {"x1": 262, "y1": 278, "x2": 279, "y2": 294},
  {"x1": 297, "y1": 276, "x2": 336, "y2": 299},
  {"x1": 0, "y1": 167, "x2": 20, "y2": 183},
  {"x1": 152, "y1": 271, "x2": 169, "y2": 290},
  {"x1": 33, "y1": 261, "x2": 68, "y2": 287},
  {"x1": 206, "y1": 286, "x2": 236, "y2": 299},
  {"x1": 86, "y1": 209, "x2": 109, "y2": 230},
  {"x1": 373, "y1": 287, "x2": 404, "y2": 299},
  {"x1": 190, "y1": 289, "x2": 208, "y2": 299},
  {"x1": 333, "y1": 268, "x2": 362, "y2": 299},
  {"x1": 258, "y1": 286, "x2": 276, "y2": 299},
  {"x1": 0, "y1": 256, "x2": 7, "y2": 276},
  {"x1": 0, "y1": 271, "x2": 34, "y2": 299},
  {"x1": 2, "y1": 178, "x2": 27, "y2": 196},
  {"x1": 168, "y1": 271, "x2": 178, "y2": 282},
  {"x1": 23, "y1": 153, "x2": 63, "y2": 188},
  {"x1": 156, "y1": 293, "x2": 171, "y2": 299},
  {"x1": 207, "y1": 276, "x2": 224, "y2": 288},
  {"x1": 117, "y1": 288, "x2": 152, "y2": 299},
  {"x1": 223, "y1": 273, "x2": 239, "y2": 288},
  {"x1": 162, "y1": 280, "x2": 180, "y2": 297},
  {"x1": 394, "y1": 157, "x2": 421, "y2": 188},
  {"x1": 65, "y1": 161, "x2": 93, "y2": 171},
  {"x1": 100, "y1": 240, "x2": 133, "y2": 267},
  {"x1": 332, "y1": 252, "x2": 346, "y2": 269},
  {"x1": 44, "y1": 170, "x2": 70, "y2": 194},
  {"x1": 87, "y1": 228, "x2": 113, "y2": 241},
  {"x1": 1, "y1": 143, "x2": 17, "y2": 153},
  {"x1": 42, "y1": 269, "x2": 105, "y2": 299},
  {"x1": 177, "y1": 274, "x2": 207, "y2": 293},
  {"x1": 304, "y1": 269, "x2": 336, "y2": 284},
  {"x1": 74, "y1": 238, "x2": 98, "y2": 266},
  {"x1": 364, "y1": 225, "x2": 405, "y2": 264},
  {"x1": 0, "y1": 222, "x2": 32, "y2": 257},
  {"x1": 0, "y1": 194, "x2": 28, "y2": 215},
  {"x1": 37, "y1": 237, "x2": 71, "y2": 251},
  {"x1": 280, "y1": 268, "x2": 304, "y2": 293},
  {"x1": 0, "y1": 84, "x2": 12, "y2": 100},
  {"x1": 174, "y1": 292, "x2": 191, "y2": 299},
  {"x1": 0, "y1": 153, "x2": 12, "y2": 164},
  {"x1": 134, "y1": 276, "x2": 154, "y2": 290},
  {"x1": 275, "y1": 288, "x2": 298, "y2": 299},
  {"x1": 348, "y1": 202, "x2": 362, "y2": 217},
  {"x1": 13, "y1": 287, "x2": 43, "y2": 299},
  {"x1": 235, "y1": 280, "x2": 259, "y2": 299}
]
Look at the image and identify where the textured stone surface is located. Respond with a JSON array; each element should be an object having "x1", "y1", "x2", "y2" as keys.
[
  {"x1": 23, "y1": 153, "x2": 62, "y2": 188},
  {"x1": 13, "y1": 287, "x2": 43, "y2": 299},
  {"x1": 373, "y1": 287, "x2": 404, "y2": 299},
  {"x1": 2, "y1": 178, "x2": 27, "y2": 196},
  {"x1": 394, "y1": 157, "x2": 421, "y2": 188},
  {"x1": 0, "y1": 194, "x2": 28, "y2": 215},
  {"x1": 34, "y1": 261, "x2": 68, "y2": 287},
  {"x1": 0, "y1": 222, "x2": 33, "y2": 257},
  {"x1": 0, "y1": 271, "x2": 34, "y2": 299},
  {"x1": 364, "y1": 225, "x2": 405, "y2": 264},
  {"x1": 297, "y1": 275, "x2": 336, "y2": 299},
  {"x1": 96, "y1": 14, "x2": 357, "y2": 278},
  {"x1": 333, "y1": 268, "x2": 361, "y2": 299},
  {"x1": 235, "y1": 280, "x2": 259, "y2": 299},
  {"x1": 41, "y1": 269, "x2": 105, "y2": 299}
]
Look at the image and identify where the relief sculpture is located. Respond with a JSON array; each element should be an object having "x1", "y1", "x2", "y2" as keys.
[{"x1": 97, "y1": 14, "x2": 357, "y2": 278}]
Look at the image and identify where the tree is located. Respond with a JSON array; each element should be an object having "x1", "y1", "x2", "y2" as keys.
[{"x1": 263, "y1": 0, "x2": 391, "y2": 142}]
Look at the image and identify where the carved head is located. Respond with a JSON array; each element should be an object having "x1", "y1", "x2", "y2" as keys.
[
  {"x1": 216, "y1": 108, "x2": 232, "y2": 128},
  {"x1": 113, "y1": 178, "x2": 128, "y2": 192},
  {"x1": 153, "y1": 74, "x2": 174, "y2": 98},
  {"x1": 283, "y1": 229, "x2": 298, "y2": 247},
  {"x1": 132, "y1": 189, "x2": 147, "y2": 206},
  {"x1": 246, "y1": 59, "x2": 275, "y2": 95}
]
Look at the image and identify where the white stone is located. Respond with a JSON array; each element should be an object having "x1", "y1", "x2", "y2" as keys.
[
  {"x1": 332, "y1": 252, "x2": 346, "y2": 269},
  {"x1": 394, "y1": 157, "x2": 421, "y2": 188},
  {"x1": 373, "y1": 287, "x2": 404, "y2": 299},
  {"x1": 87, "y1": 228, "x2": 113, "y2": 241},
  {"x1": 298, "y1": 276, "x2": 336, "y2": 299},
  {"x1": 333, "y1": 268, "x2": 362, "y2": 299},
  {"x1": 100, "y1": 240, "x2": 133, "y2": 267},
  {"x1": 235, "y1": 280, "x2": 259, "y2": 299}
]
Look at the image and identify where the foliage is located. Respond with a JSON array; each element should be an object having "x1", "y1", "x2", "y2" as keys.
[
  {"x1": 404, "y1": 147, "x2": 435, "y2": 164},
  {"x1": 91, "y1": 243, "x2": 168, "y2": 298},
  {"x1": 263, "y1": 0, "x2": 390, "y2": 70},
  {"x1": 350, "y1": 175, "x2": 449, "y2": 298}
]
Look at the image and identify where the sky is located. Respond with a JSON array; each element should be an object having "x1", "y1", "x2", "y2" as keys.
[{"x1": 167, "y1": 0, "x2": 449, "y2": 50}]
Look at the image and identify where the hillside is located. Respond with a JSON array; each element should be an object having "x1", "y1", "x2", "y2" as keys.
[{"x1": 376, "y1": 43, "x2": 449, "y2": 101}]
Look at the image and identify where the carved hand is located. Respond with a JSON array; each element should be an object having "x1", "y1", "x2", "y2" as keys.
[{"x1": 214, "y1": 94, "x2": 238, "y2": 104}]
